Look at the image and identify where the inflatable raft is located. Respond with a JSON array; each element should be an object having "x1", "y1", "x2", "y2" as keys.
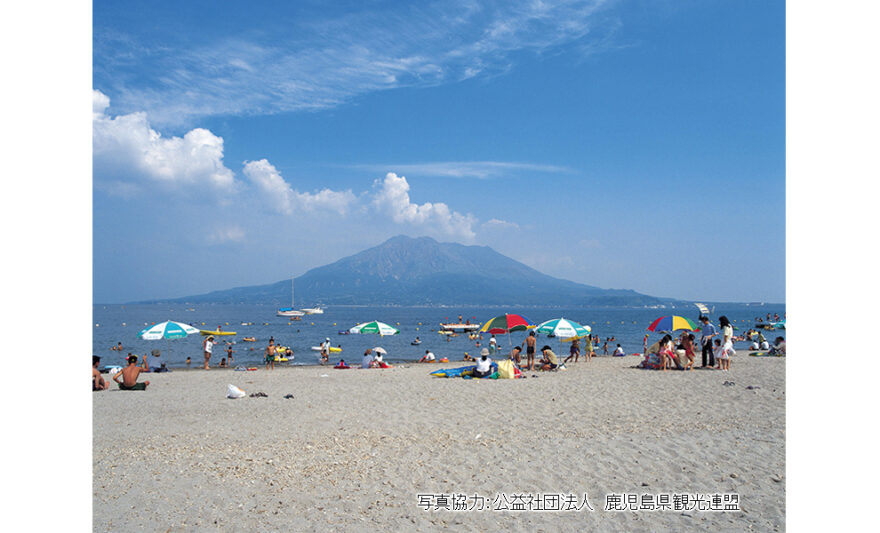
[
  {"x1": 200, "y1": 330, "x2": 236, "y2": 336},
  {"x1": 311, "y1": 346, "x2": 342, "y2": 353}
]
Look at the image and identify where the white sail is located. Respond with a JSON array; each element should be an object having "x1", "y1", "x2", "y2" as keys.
[{"x1": 277, "y1": 277, "x2": 304, "y2": 317}]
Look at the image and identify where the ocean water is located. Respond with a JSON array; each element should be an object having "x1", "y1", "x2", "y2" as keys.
[{"x1": 92, "y1": 303, "x2": 786, "y2": 369}]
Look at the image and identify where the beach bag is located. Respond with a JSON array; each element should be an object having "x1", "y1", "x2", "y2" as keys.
[
  {"x1": 226, "y1": 384, "x2": 246, "y2": 399},
  {"x1": 497, "y1": 360, "x2": 517, "y2": 379}
]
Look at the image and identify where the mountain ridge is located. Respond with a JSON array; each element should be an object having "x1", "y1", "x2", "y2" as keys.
[{"x1": 138, "y1": 235, "x2": 679, "y2": 307}]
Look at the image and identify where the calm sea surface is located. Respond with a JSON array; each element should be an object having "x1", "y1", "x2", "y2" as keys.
[{"x1": 92, "y1": 303, "x2": 786, "y2": 368}]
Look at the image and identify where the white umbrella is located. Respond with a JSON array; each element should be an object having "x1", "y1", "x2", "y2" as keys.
[{"x1": 373, "y1": 347, "x2": 387, "y2": 355}]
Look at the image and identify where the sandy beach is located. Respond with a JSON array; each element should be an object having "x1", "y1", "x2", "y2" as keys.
[{"x1": 93, "y1": 355, "x2": 785, "y2": 531}]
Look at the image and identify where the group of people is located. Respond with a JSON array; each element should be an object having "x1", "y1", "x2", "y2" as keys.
[
  {"x1": 642, "y1": 315, "x2": 737, "y2": 371},
  {"x1": 92, "y1": 354, "x2": 151, "y2": 391}
]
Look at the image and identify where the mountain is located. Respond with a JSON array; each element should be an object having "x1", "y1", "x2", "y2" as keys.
[{"x1": 152, "y1": 235, "x2": 677, "y2": 307}]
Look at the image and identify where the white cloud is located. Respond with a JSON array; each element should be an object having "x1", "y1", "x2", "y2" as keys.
[
  {"x1": 95, "y1": 1, "x2": 613, "y2": 125},
  {"x1": 242, "y1": 159, "x2": 356, "y2": 215},
  {"x1": 353, "y1": 161, "x2": 569, "y2": 179},
  {"x1": 92, "y1": 90, "x2": 237, "y2": 195},
  {"x1": 483, "y1": 218, "x2": 520, "y2": 230},
  {"x1": 373, "y1": 172, "x2": 476, "y2": 241},
  {"x1": 208, "y1": 226, "x2": 246, "y2": 244}
]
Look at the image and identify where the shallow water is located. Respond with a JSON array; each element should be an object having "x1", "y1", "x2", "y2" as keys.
[{"x1": 92, "y1": 303, "x2": 785, "y2": 368}]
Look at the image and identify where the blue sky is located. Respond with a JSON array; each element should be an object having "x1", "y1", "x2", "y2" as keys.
[{"x1": 93, "y1": 0, "x2": 785, "y2": 303}]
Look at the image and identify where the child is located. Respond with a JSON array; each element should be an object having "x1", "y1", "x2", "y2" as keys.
[
  {"x1": 713, "y1": 339, "x2": 725, "y2": 370},
  {"x1": 612, "y1": 344, "x2": 625, "y2": 357},
  {"x1": 219, "y1": 358, "x2": 227, "y2": 368},
  {"x1": 564, "y1": 338, "x2": 580, "y2": 364},
  {"x1": 185, "y1": 356, "x2": 191, "y2": 367}
]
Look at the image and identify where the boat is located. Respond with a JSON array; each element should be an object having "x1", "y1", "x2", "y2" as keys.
[
  {"x1": 439, "y1": 322, "x2": 482, "y2": 332},
  {"x1": 200, "y1": 330, "x2": 236, "y2": 336},
  {"x1": 301, "y1": 307, "x2": 324, "y2": 314},
  {"x1": 277, "y1": 276, "x2": 305, "y2": 318}
]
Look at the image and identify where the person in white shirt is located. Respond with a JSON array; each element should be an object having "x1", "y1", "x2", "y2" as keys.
[
  {"x1": 203, "y1": 336, "x2": 214, "y2": 370},
  {"x1": 613, "y1": 344, "x2": 625, "y2": 357},
  {"x1": 419, "y1": 350, "x2": 435, "y2": 363},
  {"x1": 474, "y1": 348, "x2": 493, "y2": 378}
]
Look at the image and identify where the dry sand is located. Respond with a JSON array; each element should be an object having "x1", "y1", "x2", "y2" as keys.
[{"x1": 93, "y1": 355, "x2": 785, "y2": 531}]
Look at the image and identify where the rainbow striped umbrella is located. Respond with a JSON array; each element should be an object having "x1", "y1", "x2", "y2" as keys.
[
  {"x1": 479, "y1": 313, "x2": 534, "y2": 334},
  {"x1": 646, "y1": 316, "x2": 698, "y2": 333}
]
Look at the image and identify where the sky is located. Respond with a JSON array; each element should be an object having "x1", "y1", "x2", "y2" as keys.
[{"x1": 92, "y1": 0, "x2": 785, "y2": 304}]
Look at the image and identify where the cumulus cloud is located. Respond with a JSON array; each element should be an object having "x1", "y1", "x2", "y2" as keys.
[
  {"x1": 92, "y1": 90, "x2": 237, "y2": 196},
  {"x1": 373, "y1": 172, "x2": 476, "y2": 241},
  {"x1": 242, "y1": 159, "x2": 356, "y2": 215}
]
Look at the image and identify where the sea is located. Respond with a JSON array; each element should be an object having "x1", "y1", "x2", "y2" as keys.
[{"x1": 92, "y1": 303, "x2": 786, "y2": 369}]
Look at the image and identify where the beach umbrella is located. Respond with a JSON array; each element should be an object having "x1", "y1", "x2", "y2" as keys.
[
  {"x1": 138, "y1": 320, "x2": 200, "y2": 340},
  {"x1": 535, "y1": 317, "x2": 591, "y2": 340},
  {"x1": 349, "y1": 321, "x2": 400, "y2": 335},
  {"x1": 373, "y1": 347, "x2": 387, "y2": 355},
  {"x1": 646, "y1": 316, "x2": 698, "y2": 333},
  {"x1": 479, "y1": 313, "x2": 534, "y2": 334}
]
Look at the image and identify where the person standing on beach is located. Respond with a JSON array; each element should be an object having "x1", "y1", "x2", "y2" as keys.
[
  {"x1": 699, "y1": 316, "x2": 718, "y2": 368},
  {"x1": 203, "y1": 336, "x2": 215, "y2": 369},
  {"x1": 265, "y1": 339, "x2": 276, "y2": 370},
  {"x1": 584, "y1": 335, "x2": 594, "y2": 362},
  {"x1": 563, "y1": 338, "x2": 580, "y2": 364},
  {"x1": 719, "y1": 316, "x2": 735, "y2": 370},
  {"x1": 522, "y1": 331, "x2": 538, "y2": 370}
]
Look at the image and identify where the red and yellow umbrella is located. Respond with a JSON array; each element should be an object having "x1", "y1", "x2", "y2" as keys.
[{"x1": 479, "y1": 313, "x2": 535, "y2": 334}]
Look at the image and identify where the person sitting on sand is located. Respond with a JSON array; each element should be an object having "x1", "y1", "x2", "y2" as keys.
[
  {"x1": 613, "y1": 344, "x2": 625, "y2": 357},
  {"x1": 335, "y1": 359, "x2": 350, "y2": 369},
  {"x1": 564, "y1": 338, "x2": 581, "y2": 364},
  {"x1": 474, "y1": 348, "x2": 493, "y2": 378},
  {"x1": 219, "y1": 358, "x2": 227, "y2": 368},
  {"x1": 463, "y1": 352, "x2": 474, "y2": 362},
  {"x1": 113, "y1": 355, "x2": 150, "y2": 390},
  {"x1": 93, "y1": 356, "x2": 109, "y2": 391},
  {"x1": 362, "y1": 349, "x2": 373, "y2": 369},
  {"x1": 539, "y1": 345, "x2": 559, "y2": 371},
  {"x1": 419, "y1": 350, "x2": 435, "y2": 363},
  {"x1": 144, "y1": 349, "x2": 169, "y2": 373},
  {"x1": 657, "y1": 335, "x2": 674, "y2": 371},
  {"x1": 769, "y1": 336, "x2": 786, "y2": 356},
  {"x1": 373, "y1": 352, "x2": 391, "y2": 369},
  {"x1": 510, "y1": 345, "x2": 522, "y2": 366}
]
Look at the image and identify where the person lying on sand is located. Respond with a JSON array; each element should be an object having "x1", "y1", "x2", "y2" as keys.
[
  {"x1": 113, "y1": 355, "x2": 150, "y2": 390},
  {"x1": 93, "y1": 356, "x2": 109, "y2": 391}
]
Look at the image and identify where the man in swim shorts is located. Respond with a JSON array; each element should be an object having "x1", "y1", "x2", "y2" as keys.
[
  {"x1": 113, "y1": 355, "x2": 150, "y2": 390},
  {"x1": 93, "y1": 356, "x2": 109, "y2": 391},
  {"x1": 522, "y1": 331, "x2": 537, "y2": 370},
  {"x1": 265, "y1": 339, "x2": 276, "y2": 370}
]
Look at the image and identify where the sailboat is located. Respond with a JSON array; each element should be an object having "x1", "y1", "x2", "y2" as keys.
[
  {"x1": 276, "y1": 277, "x2": 305, "y2": 318},
  {"x1": 301, "y1": 307, "x2": 324, "y2": 314}
]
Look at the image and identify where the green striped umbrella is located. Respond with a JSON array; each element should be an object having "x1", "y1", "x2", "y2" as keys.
[{"x1": 348, "y1": 321, "x2": 400, "y2": 336}]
